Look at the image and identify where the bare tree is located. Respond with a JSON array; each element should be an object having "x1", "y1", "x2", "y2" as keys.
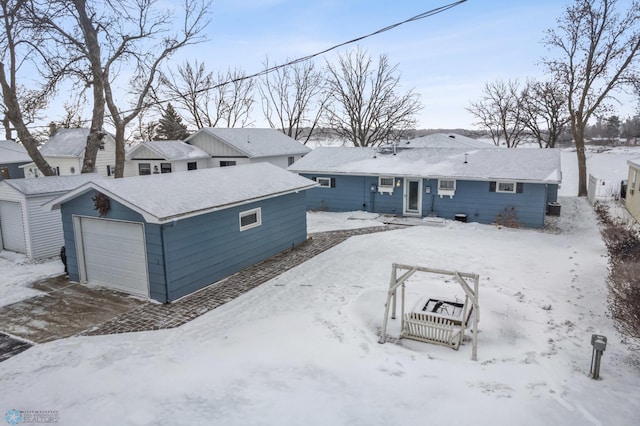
[
  {"x1": 0, "y1": 0, "x2": 56, "y2": 174},
  {"x1": 324, "y1": 49, "x2": 422, "y2": 147},
  {"x1": 520, "y1": 80, "x2": 570, "y2": 148},
  {"x1": 467, "y1": 79, "x2": 527, "y2": 148},
  {"x1": 543, "y1": 0, "x2": 640, "y2": 196},
  {"x1": 259, "y1": 57, "x2": 329, "y2": 144},
  {"x1": 159, "y1": 61, "x2": 254, "y2": 129},
  {"x1": 39, "y1": 0, "x2": 210, "y2": 177}
]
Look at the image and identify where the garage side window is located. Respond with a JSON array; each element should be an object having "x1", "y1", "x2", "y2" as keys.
[
  {"x1": 139, "y1": 163, "x2": 151, "y2": 175},
  {"x1": 239, "y1": 207, "x2": 262, "y2": 231}
]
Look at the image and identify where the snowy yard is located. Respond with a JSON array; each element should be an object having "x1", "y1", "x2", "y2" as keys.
[{"x1": 1, "y1": 148, "x2": 640, "y2": 425}]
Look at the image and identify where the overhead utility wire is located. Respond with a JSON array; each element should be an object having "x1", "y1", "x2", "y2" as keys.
[{"x1": 21, "y1": 0, "x2": 468, "y2": 129}]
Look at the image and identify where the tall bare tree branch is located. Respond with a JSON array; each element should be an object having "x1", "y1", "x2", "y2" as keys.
[{"x1": 543, "y1": 0, "x2": 640, "y2": 196}]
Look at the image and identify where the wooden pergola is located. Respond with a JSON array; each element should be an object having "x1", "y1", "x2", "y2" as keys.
[{"x1": 378, "y1": 263, "x2": 480, "y2": 361}]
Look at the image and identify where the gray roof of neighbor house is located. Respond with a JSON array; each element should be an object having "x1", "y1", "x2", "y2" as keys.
[
  {"x1": 288, "y1": 147, "x2": 562, "y2": 184},
  {"x1": 186, "y1": 128, "x2": 311, "y2": 158},
  {"x1": 0, "y1": 140, "x2": 31, "y2": 163},
  {"x1": 1, "y1": 174, "x2": 104, "y2": 196},
  {"x1": 48, "y1": 163, "x2": 317, "y2": 223},
  {"x1": 403, "y1": 133, "x2": 495, "y2": 149},
  {"x1": 126, "y1": 140, "x2": 209, "y2": 161}
]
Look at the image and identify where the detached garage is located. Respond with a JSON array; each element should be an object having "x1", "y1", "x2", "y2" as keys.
[
  {"x1": 48, "y1": 163, "x2": 316, "y2": 302},
  {"x1": 0, "y1": 174, "x2": 102, "y2": 259}
]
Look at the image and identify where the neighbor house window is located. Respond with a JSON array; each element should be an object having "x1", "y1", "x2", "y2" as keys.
[
  {"x1": 106, "y1": 165, "x2": 115, "y2": 176},
  {"x1": 438, "y1": 179, "x2": 456, "y2": 197},
  {"x1": 378, "y1": 176, "x2": 395, "y2": 194},
  {"x1": 139, "y1": 163, "x2": 151, "y2": 175},
  {"x1": 70, "y1": 167, "x2": 75, "y2": 174},
  {"x1": 55, "y1": 167, "x2": 60, "y2": 176},
  {"x1": 98, "y1": 143, "x2": 105, "y2": 150},
  {"x1": 497, "y1": 181, "x2": 516, "y2": 193},
  {"x1": 239, "y1": 207, "x2": 261, "y2": 231},
  {"x1": 160, "y1": 163, "x2": 172, "y2": 173},
  {"x1": 220, "y1": 160, "x2": 236, "y2": 167},
  {"x1": 187, "y1": 162, "x2": 197, "y2": 171},
  {"x1": 288, "y1": 156, "x2": 295, "y2": 166}
]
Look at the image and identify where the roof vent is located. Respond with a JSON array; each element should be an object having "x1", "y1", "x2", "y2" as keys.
[{"x1": 449, "y1": 135, "x2": 455, "y2": 139}]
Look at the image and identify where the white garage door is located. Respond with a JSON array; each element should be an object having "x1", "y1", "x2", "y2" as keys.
[
  {"x1": 79, "y1": 217, "x2": 149, "y2": 298},
  {"x1": 0, "y1": 201, "x2": 26, "y2": 253}
]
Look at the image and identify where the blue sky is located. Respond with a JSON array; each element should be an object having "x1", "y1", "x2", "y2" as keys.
[{"x1": 173, "y1": 0, "x2": 629, "y2": 129}]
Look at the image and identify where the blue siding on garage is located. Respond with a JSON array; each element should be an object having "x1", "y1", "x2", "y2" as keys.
[
  {"x1": 60, "y1": 191, "x2": 167, "y2": 302},
  {"x1": 303, "y1": 173, "x2": 552, "y2": 228},
  {"x1": 60, "y1": 189, "x2": 307, "y2": 303},
  {"x1": 161, "y1": 191, "x2": 307, "y2": 301}
]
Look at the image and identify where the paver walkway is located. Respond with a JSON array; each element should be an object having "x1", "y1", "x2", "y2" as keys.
[{"x1": 83, "y1": 226, "x2": 400, "y2": 336}]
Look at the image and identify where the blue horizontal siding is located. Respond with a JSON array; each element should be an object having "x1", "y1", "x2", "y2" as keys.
[
  {"x1": 60, "y1": 189, "x2": 308, "y2": 303},
  {"x1": 302, "y1": 173, "x2": 550, "y2": 228},
  {"x1": 161, "y1": 191, "x2": 307, "y2": 301},
  {"x1": 60, "y1": 190, "x2": 167, "y2": 301}
]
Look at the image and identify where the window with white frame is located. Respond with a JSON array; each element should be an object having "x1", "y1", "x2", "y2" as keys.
[
  {"x1": 378, "y1": 176, "x2": 395, "y2": 194},
  {"x1": 632, "y1": 170, "x2": 637, "y2": 195},
  {"x1": 239, "y1": 207, "x2": 261, "y2": 231},
  {"x1": 317, "y1": 177, "x2": 332, "y2": 187},
  {"x1": 438, "y1": 179, "x2": 456, "y2": 197},
  {"x1": 496, "y1": 181, "x2": 516, "y2": 193}
]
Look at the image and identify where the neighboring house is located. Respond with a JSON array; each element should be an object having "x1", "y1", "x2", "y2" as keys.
[
  {"x1": 625, "y1": 158, "x2": 640, "y2": 222},
  {"x1": 185, "y1": 128, "x2": 311, "y2": 169},
  {"x1": 288, "y1": 147, "x2": 562, "y2": 228},
  {"x1": 0, "y1": 174, "x2": 102, "y2": 259},
  {"x1": 22, "y1": 128, "x2": 116, "y2": 178},
  {"x1": 47, "y1": 163, "x2": 316, "y2": 303},
  {"x1": 402, "y1": 133, "x2": 495, "y2": 149},
  {"x1": 124, "y1": 140, "x2": 209, "y2": 177},
  {"x1": 0, "y1": 140, "x2": 31, "y2": 180}
]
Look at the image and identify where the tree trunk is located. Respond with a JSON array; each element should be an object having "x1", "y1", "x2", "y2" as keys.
[
  {"x1": 572, "y1": 116, "x2": 588, "y2": 196},
  {"x1": 0, "y1": 62, "x2": 55, "y2": 176},
  {"x1": 114, "y1": 125, "x2": 126, "y2": 178}
]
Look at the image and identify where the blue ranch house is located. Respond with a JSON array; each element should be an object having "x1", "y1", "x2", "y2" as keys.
[
  {"x1": 47, "y1": 163, "x2": 316, "y2": 303},
  {"x1": 288, "y1": 146, "x2": 562, "y2": 228}
]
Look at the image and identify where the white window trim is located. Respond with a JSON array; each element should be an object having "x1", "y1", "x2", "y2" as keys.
[
  {"x1": 496, "y1": 181, "x2": 517, "y2": 193},
  {"x1": 378, "y1": 176, "x2": 395, "y2": 194},
  {"x1": 438, "y1": 179, "x2": 456, "y2": 198},
  {"x1": 239, "y1": 207, "x2": 262, "y2": 231},
  {"x1": 317, "y1": 177, "x2": 332, "y2": 188}
]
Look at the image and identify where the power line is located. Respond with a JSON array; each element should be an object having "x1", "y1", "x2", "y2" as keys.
[{"x1": 15, "y1": 0, "x2": 468, "y2": 130}]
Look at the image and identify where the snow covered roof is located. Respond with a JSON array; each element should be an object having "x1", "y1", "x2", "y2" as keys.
[
  {"x1": 0, "y1": 140, "x2": 31, "y2": 163},
  {"x1": 288, "y1": 147, "x2": 562, "y2": 183},
  {"x1": 126, "y1": 140, "x2": 209, "y2": 161},
  {"x1": 48, "y1": 163, "x2": 317, "y2": 224},
  {"x1": 1, "y1": 174, "x2": 104, "y2": 196},
  {"x1": 187, "y1": 128, "x2": 311, "y2": 158},
  {"x1": 628, "y1": 157, "x2": 640, "y2": 168},
  {"x1": 39, "y1": 128, "x2": 90, "y2": 157},
  {"x1": 403, "y1": 133, "x2": 495, "y2": 149}
]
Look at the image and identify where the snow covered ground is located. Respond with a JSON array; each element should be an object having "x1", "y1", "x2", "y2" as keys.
[{"x1": 1, "y1": 147, "x2": 640, "y2": 425}]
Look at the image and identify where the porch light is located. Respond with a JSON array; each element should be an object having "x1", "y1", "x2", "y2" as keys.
[{"x1": 396, "y1": 180, "x2": 401, "y2": 187}]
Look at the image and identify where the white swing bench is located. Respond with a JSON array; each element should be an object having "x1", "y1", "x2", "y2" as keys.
[
  {"x1": 379, "y1": 263, "x2": 480, "y2": 360},
  {"x1": 403, "y1": 296, "x2": 473, "y2": 350}
]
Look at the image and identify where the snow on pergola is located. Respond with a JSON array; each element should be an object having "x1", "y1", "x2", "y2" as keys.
[{"x1": 379, "y1": 263, "x2": 479, "y2": 361}]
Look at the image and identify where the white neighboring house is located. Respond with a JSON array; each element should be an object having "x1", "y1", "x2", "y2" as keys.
[
  {"x1": 0, "y1": 174, "x2": 102, "y2": 259},
  {"x1": 22, "y1": 128, "x2": 116, "y2": 178},
  {"x1": 124, "y1": 140, "x2": 210, "y2": 177},
  {"x1": 184, "y1": 128, "x2": 311, "y2": 169}
]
